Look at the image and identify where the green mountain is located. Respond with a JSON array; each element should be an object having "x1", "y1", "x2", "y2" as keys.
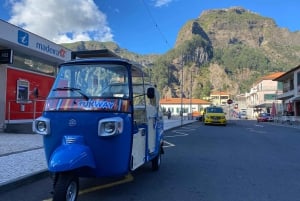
[
  {"x1": 61, "y1": 41, "x2": 160, "y2": 67},
  {"x1": 61, "y1": 7, "x2": 300, "y2": 99}
]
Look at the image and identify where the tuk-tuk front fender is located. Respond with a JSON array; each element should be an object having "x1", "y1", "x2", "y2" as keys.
[{"x1": 49, "y1": 144, "x2": 96, "y2": 172}]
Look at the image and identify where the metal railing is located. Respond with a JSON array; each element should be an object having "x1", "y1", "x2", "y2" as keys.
[
  {"x1": 7, "y1": 99, "x2": 46, "y2": 123},
  {"x1": 274, "y1": 115, "x2": 300, "y2": 126}
]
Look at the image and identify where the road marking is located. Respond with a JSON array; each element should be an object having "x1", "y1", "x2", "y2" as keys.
[
  {"x1": 43, "y1": 174, "x2": 134, "y2": 201},
  {"x1": 79, "y1": 174, "x2": 134, "y2": 195},
  {"x1": 246, "y1": 127, "x2": 267, "y2": 134},
  {"x1": 164, "y1": 124, "x2": 199, "y2": 138},
  {"x1": 163, "y1": 140, "x2": 175, "y2": 148},
  {"x1": 165, "y1": 130, "x2": 189, "y2": 137}
]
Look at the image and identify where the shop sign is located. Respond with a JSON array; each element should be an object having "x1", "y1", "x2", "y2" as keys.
[{"x1": 0, "y1": 49, "x2": 13, "y2": 64}]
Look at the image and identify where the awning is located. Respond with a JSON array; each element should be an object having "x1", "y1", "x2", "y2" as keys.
[
  {"x1": 292, "y1": 96, "x2": 300, "y2": 101},
  {"x1": 285, "y1": 96, "x2": 300, "y2": 103},
  {"x1": 255, "y1": 103, "x2": 273, "y2": 108}
]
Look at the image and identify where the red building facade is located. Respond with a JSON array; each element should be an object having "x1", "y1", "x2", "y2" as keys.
[{"x1": 0, "y1": 20, "x2": 71, "y2": 131}]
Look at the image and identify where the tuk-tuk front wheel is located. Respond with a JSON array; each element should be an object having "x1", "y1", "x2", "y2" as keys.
[{"x1": 53, "y1": 173, "x2": 79, "y2": 201}]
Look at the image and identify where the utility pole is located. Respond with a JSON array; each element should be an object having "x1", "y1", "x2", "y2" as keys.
[
  {"x1": 181, "y1": 55, "x2": 183, "y2": 127},
  {"x1": 190, "y1": 69, "x2": 193, "y2": 120},
  {"x1": 219, "y1": 89, "x2": 221, "y2": 105},
  {"x1": 148, "y1": 68, "x2": 152, "y2": 84}
]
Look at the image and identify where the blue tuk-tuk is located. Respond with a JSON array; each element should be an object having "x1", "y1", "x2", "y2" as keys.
[{"x1": 33, "y1": 50, "x2": 164, "y2": 201}]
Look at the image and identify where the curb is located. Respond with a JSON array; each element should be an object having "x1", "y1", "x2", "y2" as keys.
[
  {"x1": 0, "y1": 170, "x2": 49, "y2": 194},
  {"x1": 270, "y1": 122, "x2": 300, "y2": 129},
  {"x1": 164, "y1": 120, "x2": 198, "y2": 131}
]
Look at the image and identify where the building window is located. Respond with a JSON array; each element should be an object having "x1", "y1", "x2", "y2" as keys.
[
  {"x1": 17, "y1": 79, "x2": 29, "y2": 102},
  {"x1": 297, "y1": 72, "x2": 300, "y2": 86},
  {"x1": 277, "y1": 82, "x2": 283, "y2": 90},
  {"x1": 12, "y1": 51, "x2": 57, "y2": 76},
  {"x1": 290, "y1": 79, "x2": 294, "y2": 90},
  {"x1": 264, "y1": 94, "x2": 276, "y2": 101}
]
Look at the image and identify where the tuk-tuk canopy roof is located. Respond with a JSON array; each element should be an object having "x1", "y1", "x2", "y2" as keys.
[
  {"x1": 65, "y1": 49, "x2": 147, "y2": 77},
  {"x1": 61, "y1": 57, "x2": 146, "y2": 77}
]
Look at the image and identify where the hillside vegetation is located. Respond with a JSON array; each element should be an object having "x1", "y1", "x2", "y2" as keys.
[{"x1": 62, "y1": 7, "x2": 300, "y2": 99}]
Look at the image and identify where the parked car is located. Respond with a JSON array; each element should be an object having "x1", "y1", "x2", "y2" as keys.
[
  {"x1": 267, "y1": 114, "x2": 274, "y2": 122},
  {"x1": 239, "y1": 111, "x2": 248, "y2": 119},
  {"x1": 203, "y1": 106, "x2": 227, "y2": 126},
  {"x1": 257, "y1": 113, "x2": 273, "y2": 122},
  {"x1": 192, "y1": 111, "x2": 203, "y2": 121}
]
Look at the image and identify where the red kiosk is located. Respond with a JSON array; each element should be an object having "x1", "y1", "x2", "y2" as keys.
[{"x1": 0, "y1": 20, "x2": 71, "y2": 132}]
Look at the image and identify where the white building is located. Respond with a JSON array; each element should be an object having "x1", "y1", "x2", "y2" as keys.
[
  {"x1": 242, "y1": 72, "x2": 284, "y2": 118},
  {"x1": 160, "y1": 97, "x2": 211, "y2": 117},
  {"x1": 274, "y1": 65, "x2": 300, "y2": 116}
]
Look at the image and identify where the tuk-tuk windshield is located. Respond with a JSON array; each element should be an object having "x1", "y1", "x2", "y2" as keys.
[{"x1": 48, "y1": 63, "x2": 129, "y2": 99}]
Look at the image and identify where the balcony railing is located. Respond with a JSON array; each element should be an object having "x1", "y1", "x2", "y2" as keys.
[{"x1": 276, "y1": 90, "x2": 294, "y2": 100}]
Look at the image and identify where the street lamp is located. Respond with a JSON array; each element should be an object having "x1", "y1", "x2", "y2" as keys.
[
  {"x1": 180, "y1": 55, "x2": 184, "y2": 127},
  {"x1": 180, "y1": 65, "x2": 183, "y2": 127},
  {"x1": 190, "y1": 69, "x2": 194, "y2": 120},
  {"x1": 148, "y1": 68, "x2": 152, "y2": 84}
]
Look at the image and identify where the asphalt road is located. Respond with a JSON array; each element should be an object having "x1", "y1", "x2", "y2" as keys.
[{"x1": 2, "y1": 120, "x2": 300, "y2": 201}]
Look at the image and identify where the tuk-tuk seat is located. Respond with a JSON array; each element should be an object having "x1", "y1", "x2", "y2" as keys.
[{"x1": 102, "y1": 83, "x2": 129, "y2": 98}]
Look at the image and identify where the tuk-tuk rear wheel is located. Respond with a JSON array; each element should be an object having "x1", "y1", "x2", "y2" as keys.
[
  {"x1": 152, "y1": 148, "x2": 162, "y2": 171},
  {"x1": 53, "y1": 173, "x2": 79, "y2": 201}
]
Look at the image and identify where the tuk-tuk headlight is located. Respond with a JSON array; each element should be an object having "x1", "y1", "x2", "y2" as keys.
[
  {"x1": 104, "y1": 122, "x2": 115, "y2": 133},
  {"x1": 37, "y1": 121, "x2": 46, "y2": 132},
  {"x1": 98, "y1": 117, "x2": 123, "y2": 137},
  {"x1": 33, "y1": 117, "x2": 50, "y2": 135}
]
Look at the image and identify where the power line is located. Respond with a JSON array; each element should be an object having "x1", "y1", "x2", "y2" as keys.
[{"x1": 141, "y1": 0, "x2": 171, "y2": 50}]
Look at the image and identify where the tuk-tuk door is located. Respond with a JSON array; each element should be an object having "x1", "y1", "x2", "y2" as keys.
[{"x1": 146, "y1": 87, "x2": 161, "y2": 153}]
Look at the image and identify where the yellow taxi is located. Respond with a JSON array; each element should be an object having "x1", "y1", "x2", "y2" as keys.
[{"x1": 203, "y1": 106, "x2": 227, "y2": 126}]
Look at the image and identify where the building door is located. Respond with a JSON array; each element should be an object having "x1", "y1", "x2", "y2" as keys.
[
  {"x1": 0, "y1": 66, "x2": 7, "y2": 131},
  {"x1": 295, "y1": 101, "x2": 300, "y2": 116}
]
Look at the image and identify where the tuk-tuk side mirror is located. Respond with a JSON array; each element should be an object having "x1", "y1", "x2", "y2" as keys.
[{"x1": 147, "y1": 87, "x2": 155, "y2": 99}]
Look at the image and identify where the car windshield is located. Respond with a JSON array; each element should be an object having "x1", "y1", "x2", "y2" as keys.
[
  {"x1": 207, "y1": 107, "x2": 223, "y2": 113},
  {"x1": 259, "y1": 113, "x2": 268, "y2": 117},
  {"x1": 48, "y1": 63, "x2": 129, "y2": 99}
]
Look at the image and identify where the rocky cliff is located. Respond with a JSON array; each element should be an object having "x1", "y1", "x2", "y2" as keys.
[{"x1": 62, "y1": 7, "x2": 300, "y2": 99}]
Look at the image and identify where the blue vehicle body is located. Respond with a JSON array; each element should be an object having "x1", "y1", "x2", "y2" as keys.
[
  {"x1": 42, "y1": 111, "x2": 134, "y2": 177},
  {"x1": 33, "y1": 53, "x2": 164, "y2": 187}
]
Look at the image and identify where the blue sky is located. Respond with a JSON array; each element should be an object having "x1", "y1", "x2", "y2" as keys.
[{"x1": 0, "y1": 0, "x2": 299, "y2": 54}]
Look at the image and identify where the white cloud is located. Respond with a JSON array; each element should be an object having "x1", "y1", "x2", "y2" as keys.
[
  {"x1": 8, "y1": 0, "x2": 114, "y2": 44},
  {"x1": 153, "y1": 0, "x2": 173, "y2": 7}
]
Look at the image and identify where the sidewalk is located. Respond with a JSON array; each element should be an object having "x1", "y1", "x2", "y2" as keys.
[{"x1": 0, "y1": 118, "x2": 196, "y2": 192}]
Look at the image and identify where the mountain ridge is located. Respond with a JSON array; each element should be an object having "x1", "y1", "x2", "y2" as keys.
[{"x1": 61, "y1": 6, "x2": 300, "y2": 99}]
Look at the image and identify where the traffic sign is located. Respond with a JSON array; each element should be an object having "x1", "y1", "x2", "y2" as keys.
[{"x1": 227, "y1": 99, "x2": 233, "y2": 104}]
